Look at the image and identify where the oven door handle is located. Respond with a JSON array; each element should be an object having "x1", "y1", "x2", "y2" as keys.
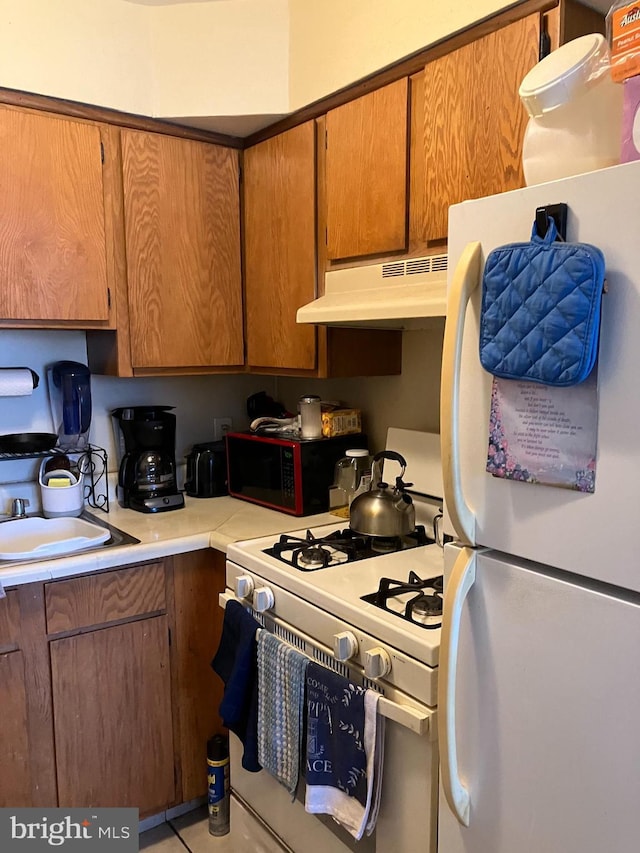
[
  {"x1": 219, "y1": 591, "x2": 436, "y2": 738},
  {"x1": 439, "y1": 546, "x2": 476, "y2": 827}
]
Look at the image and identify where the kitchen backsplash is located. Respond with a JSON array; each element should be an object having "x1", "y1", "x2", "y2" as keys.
[
  {"x1": 0, "y1": 330, "x2": 276, "y2": 487},
  {"x1": 0, "y1": 324, "x2": 444, "y2": 491}
]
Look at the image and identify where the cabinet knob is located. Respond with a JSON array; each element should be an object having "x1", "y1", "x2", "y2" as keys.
[
  {"x1": 333, "y1": 631, "x2": 358, "y2": 662},
  {"x1": 235, "y1": 574, "x2": 254, "y2": 599},
  {"x1": 252, "y1": 586, "x2": 275, "y2": 613},
  {"x1": 363, "y1": 647, "x2": 391, "y2": 679}
]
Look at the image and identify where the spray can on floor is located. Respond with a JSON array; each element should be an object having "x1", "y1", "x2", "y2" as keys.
[{"x1": 207, "y1": 734, "x2": 230, "y2": 836}]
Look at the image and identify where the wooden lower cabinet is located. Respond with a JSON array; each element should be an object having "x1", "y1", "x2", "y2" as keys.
[
  {"x1": 171, "y1": 550, "x2": 226, "y2": 802},
  {"x1": 50, "y1": 615, "x2": 175, "y2": 817},
  {"x1": 0, "y1": 551, "x2": 227, "y2": 814},
  {"x1": 0, "y1": 651, "x2": 32, "y2": 807}
]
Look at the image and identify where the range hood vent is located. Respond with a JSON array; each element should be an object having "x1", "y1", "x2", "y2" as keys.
[{"x1": 296, "y1": 254, "x2": 448, "y2": 330}]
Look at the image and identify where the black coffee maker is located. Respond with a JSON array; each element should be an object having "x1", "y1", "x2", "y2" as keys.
[{"x1": 112, "y1": 406, "x2": 185, "y2": 513}]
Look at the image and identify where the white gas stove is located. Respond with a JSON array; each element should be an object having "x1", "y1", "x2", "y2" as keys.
[
  {"x1": 226, "y1": 518, "x2": 444, "y2": 670},
  {"x1": 222, "y1": 429, "x2": 443, "y2": 853}
]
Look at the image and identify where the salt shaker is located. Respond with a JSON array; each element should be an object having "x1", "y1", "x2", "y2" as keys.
[{"x1": 299, "y1": 394, "x2": 323, "y2": 439}]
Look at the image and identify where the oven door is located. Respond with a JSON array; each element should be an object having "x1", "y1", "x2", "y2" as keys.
[{"x1": 219, "y1": 589, "x2": 439, "y2": 853}]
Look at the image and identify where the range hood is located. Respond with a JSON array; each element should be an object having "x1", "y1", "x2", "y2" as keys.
[{"x1": 296, "y1": 254, "x2": 448, "y2": 330}]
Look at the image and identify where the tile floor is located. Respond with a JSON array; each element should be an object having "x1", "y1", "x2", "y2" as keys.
[{"x1": 140, "y1": 800, "x2": 287, "y2": 853}]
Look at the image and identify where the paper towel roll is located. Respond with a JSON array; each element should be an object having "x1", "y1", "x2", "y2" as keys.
[{"x1": 0, "y1": 368, "x2": 36, "y2": 397}]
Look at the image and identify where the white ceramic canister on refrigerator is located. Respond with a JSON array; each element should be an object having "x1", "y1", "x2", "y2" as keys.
[{"x1": 519, "y1": 34, "x2": 623, "y2": 186}]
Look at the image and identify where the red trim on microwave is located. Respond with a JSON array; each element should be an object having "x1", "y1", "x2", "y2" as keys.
[
  {"x1": 228, "y1": 491, "x2": 301, "y2": 515},
  {"x1": 292, "y1": 441, "x2": 303, "y2": 515},
  {"x1": 225, "y1": 431, "x2": 305, "y2": 516}
]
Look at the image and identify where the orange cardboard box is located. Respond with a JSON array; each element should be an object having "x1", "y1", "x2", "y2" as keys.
[{"x1": 608, "y1": 1, "x2": 640, "y2": 81}]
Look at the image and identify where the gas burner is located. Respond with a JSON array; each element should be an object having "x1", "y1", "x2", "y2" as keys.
[
  {"x1": 295, "y1": 545, "x2": 334, "y2": 570},
  {"x1": 371, "y1": 537, "x2": 403, "y2": 553},
  {"x1": 361, "y1": 570, "x2": 444, "y2": 629},
  {"x1": 263, "y1": 526, "x2": 434, "y2": 571},
  {"x1": 408, "y1": 594, "x2": 442, "y2": 624}
]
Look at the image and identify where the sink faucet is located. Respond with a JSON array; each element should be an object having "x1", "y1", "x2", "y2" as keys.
[{"x1": 10, "y1": 498, "x2": 30, "y2": 518}]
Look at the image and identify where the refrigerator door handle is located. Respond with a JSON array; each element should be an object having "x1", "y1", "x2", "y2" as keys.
[
  {"x1": 441, "y1": 241, "x2": 481, "y2": 547},
  {"x1": 439, "y1": 545, "x2": 477, "y2": 827}
]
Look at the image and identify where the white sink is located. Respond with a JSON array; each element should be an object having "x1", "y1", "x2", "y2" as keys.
[{"x1": 0, "y1": 516, "x2": 111, "y2": 560}]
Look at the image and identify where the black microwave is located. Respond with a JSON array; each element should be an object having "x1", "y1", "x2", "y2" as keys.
[{"x1": 225, "y1": 431, "x2": 368, "y2": 516}]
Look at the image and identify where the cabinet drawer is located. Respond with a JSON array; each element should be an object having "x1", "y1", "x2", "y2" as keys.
[
  {"x1": 45, "y1": 563, "x2": 166, "y2": 634},
  {"x1": 0, "y1": 590, "x2": 21, "y2": 652}
]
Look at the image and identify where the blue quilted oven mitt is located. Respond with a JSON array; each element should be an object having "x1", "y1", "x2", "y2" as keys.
[{"x1": 479, "y1": 218, "x2": 606, "y2": 386}]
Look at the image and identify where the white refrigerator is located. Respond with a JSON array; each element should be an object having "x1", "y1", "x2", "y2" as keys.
[{"x1": 438, "y1": 161, "x2": 640, "y2": 853}]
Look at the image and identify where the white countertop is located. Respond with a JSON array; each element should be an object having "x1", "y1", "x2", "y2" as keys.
[{"x1": 0, "y1": 497, "x2": 338, "y2": 590}]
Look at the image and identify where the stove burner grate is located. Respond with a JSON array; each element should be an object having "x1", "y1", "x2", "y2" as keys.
[
  {"x1": 264, "y1": 527, "x2": 433, "y2": 571},
  {"x1": 361, "y1": 571, "x2": 444, "y2": 629}
]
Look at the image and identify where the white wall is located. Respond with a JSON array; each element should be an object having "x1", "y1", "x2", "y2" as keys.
[
  {"x1": 0, "y1": 330, "x2": 277, "y2": 493},
  {"x1": 0, "y1": 326, "x2": 444, "y2": 499},
  {"x1": 277, "y1": 324, "x2": 445, "y2": 455},
  {"x1": 0, "y1": 0, "x2": 517, "y2": 132},
  {"x1": 0, "y1": 0, "x2": 153, "y2": 116},
  {"x1": 151, "y1": 0, "x2": 290, "y2": 121}
]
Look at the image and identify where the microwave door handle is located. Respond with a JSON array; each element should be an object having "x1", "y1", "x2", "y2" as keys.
[
  {"x1": 439, "y1": 546, "x2": 477, "y2": 826},
  {"x1": 440, "y1": 241, "x2": 481, "y2": 547}
]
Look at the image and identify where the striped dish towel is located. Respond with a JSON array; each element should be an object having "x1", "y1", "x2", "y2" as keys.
[{"x1": 257, "y1": 631, "x2": 309, "y2": 794}]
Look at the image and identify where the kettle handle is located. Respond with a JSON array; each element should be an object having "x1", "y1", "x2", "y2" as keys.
[{"x1": 372, "y1": 450, "x2": 407, "y2": 488}]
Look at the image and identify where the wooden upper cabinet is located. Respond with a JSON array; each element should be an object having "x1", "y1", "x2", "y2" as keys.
[
  {"x1": 325, "y1": 78, "x2": 409, "y2": 260},
  {"x1": 121, "y1": 130, "x2": 243, "y2": 369},
  {"x1": 0, "y1": 107, "x2": 109, "y2": 322},
  {"x1": 244, "y1": 122, "x2": 317, "y2": 371},
  {"x1": 423, "y1": 13, "x2": 541, "y2": 241}
]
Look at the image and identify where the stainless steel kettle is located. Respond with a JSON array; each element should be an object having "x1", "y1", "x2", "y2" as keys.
[{"x1": 349, "y1": 450, "x2": 415, "y2": 538}]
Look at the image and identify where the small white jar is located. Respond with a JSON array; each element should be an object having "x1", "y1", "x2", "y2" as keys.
[{"x1": 519, "y1": 34, "x2": 623, "y2": 186}]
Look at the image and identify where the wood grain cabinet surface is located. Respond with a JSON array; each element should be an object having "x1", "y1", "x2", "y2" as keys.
[
  {"x1": 0, "y1": 651, "x2": 32, "y2": 807},
  {"x1": 121, "y1": 129, "x2": 244, "y2": 370},
  {"x1": 51, "y1": 615, "x2": 175, "y2": 816},
  {"x1": 0, "y1": 554, "x2": 228, "y2": 813},
  {"x1": 0, "y1": 106, "x2": 110, "y2": 323},
  {"x1": 325, "y1": 78, "x2": 409, "y2": 260},
  {"x1": 45, "y1": 562, "x2": 166, "y2": 634},
  {"x1": 423, "y1": 14, "x2": 541, "y2": 242},
  {"x1": 171, "y1": 550, "x2": 227, "y2": 802},
  {"x1": 244, "y1": 121, "x2": 318, "y2": 372}
]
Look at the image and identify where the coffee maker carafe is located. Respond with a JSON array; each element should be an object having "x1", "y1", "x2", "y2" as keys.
[{"x1": 112, "y1": 406, "x2": 185, "y2": 513}]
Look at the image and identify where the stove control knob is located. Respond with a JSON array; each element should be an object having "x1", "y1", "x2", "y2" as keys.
[
  {"x1": 253, "y1": 586, "x2": 275, "y2": 613},
  {"x1": 363, "y1": 647, "x2": 392, "y2": 680},
  {"x1": 333, "y1": 631, "x2": 358, "y2": 662},
  {"x1": 235, "y1": 575, "x2": 254, "y2": 599}
]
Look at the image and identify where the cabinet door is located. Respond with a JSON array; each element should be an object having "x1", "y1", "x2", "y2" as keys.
[
  {"x1": 171, "y1": 550, "x2": 226, "y2": 802},
  {"x1": 326, "y1": 78, "x2": 409, "y2": 259},
  {"x1": 244, "y1": 122, "x2": 317, "y2": 371},
  {"x1": 51, "y1": 616, "x2": 174, "y2": 816},
  {"x1": 0, "y1": 107, "x2": 109, "y2": 321},
  {"x1": 121, "y1": 130, "x2": 243, "y2": 369},
  {"x1": 0, "y1": 651, "x2": 31, "y2": 807},
  {"x1": 424, "y1": 14, "x2": 540, "y2": 241}
]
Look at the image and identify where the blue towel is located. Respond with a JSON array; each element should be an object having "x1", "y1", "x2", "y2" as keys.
[
  {"x1": 257, "y1": 631, "x2": 309, "y2": 794},
  {"x1": 211, "y1": 600, "x2": 262, "y2": 772},
  {"x1": 305, "y1": 662, "x2": 384, "y2": 839},
  {"x1": 305, "y1": 662, "x2": 367, "y2": 803}
]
